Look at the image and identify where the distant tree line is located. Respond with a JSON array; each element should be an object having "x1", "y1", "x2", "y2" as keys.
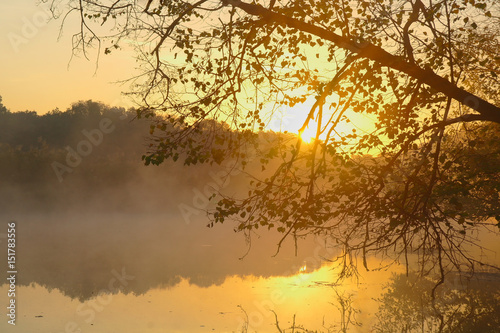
[
  {"x1": 0, "y1": 97, "x2": 153, "y2": 212},
  {"x1": 0, "y1": 98, "x2": 135, "y2": 150},
  {"x1": 0, "y1": 96, "x2": 255, "y2": 215}
]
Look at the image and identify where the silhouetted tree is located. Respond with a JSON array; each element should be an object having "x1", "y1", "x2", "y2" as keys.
[
  {"x1": 0, "y1": 96, "x2": 8, "y2": 114},
  {"x1": 49, "y1": 0, "x2": 500, "y2": 281},
  {"x1": 0, "y1": 100, "x2": 154, "y2": 212}
]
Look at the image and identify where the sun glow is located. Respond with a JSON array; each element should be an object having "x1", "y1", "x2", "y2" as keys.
[
  {"x1": 298, "y1": 126, "x2": 317, "y2": 143},
  {"x1": 266, "y1": 96, "x2": 377, "y2": 149},
  {"x1": 267, "y1": 96, "x2": 347, "y2": 143}
]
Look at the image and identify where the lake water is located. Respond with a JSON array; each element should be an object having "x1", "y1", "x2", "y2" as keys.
[{"x1": 0, "y1": 213, "x2": 401, "y2": 333}]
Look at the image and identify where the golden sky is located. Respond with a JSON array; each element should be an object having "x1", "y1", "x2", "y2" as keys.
[
  {"x1": 0, "y1": 0, "x2": 136, "y2": 114},
  {"x1": 0, "y1": 0, "x2": 382, "y2": 141}
]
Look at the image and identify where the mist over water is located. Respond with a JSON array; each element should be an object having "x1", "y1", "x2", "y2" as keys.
[
  {"x1": 0, "y1": 212, "x2": 328, "y2": 301},
  {"x1": 0, "y1": 104, "x2": 333, "y2": 302},
  {"x1": 0, "y1": 103, "x2": 499, "y2": 332},
  {"x1": 0, "y1": 143, "x2": 341, "y2": 332}
]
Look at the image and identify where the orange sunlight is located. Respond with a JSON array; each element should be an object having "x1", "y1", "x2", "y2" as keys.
[
  {"x1": 267, "y1": 95, "x2": 377, "y2": 145},
  {"x1": 298, "y1": 125, "x2": 318, "y2": 143}
]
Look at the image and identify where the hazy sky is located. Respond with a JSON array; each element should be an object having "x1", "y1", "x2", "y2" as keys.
[
  {"x1": 0, "y1": 0, "x2": 377, "y2": 137},
  {"x1": 0, "y1": 0, "x2": 308, "y2": 132},
  {"x1": 0, "y1": 0, "x2": 137, "y2": 114}
]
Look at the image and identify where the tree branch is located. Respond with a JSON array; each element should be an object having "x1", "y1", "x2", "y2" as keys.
[{"x1": 225, "y1": 0, "x2": 500, "y2": 123}]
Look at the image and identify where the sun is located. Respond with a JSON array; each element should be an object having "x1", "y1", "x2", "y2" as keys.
[
  {"x1": 298, "y1": 126, "x2": 317, "y2": 143},
  {"x1": 266, "y1": 95, "x2": 376, "y2": 144}
]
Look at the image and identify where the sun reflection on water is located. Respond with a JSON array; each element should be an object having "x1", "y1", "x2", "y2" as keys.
[{"x1": 0, "y1": 262, "x2": 398, "y2": 332}]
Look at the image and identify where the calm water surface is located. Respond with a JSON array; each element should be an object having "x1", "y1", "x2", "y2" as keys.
[{"x1": 0, "y1": 213, "x2": 396, "y2": 332}]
